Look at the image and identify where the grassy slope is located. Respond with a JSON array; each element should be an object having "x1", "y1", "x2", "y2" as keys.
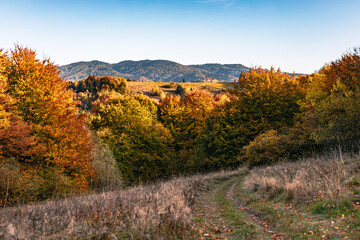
[
  {"x1": 128, "y1": 81, "x2": 234, "y2": 102},
  {"x1": 1, "y1": 153, "x2": 359, "y2": 239},
  {"x1": 0, "y1": 169, "x2": 246, "y2": 240},
  {"x1": 192, "y1": 153, "x2": 360, "y2": 240}
]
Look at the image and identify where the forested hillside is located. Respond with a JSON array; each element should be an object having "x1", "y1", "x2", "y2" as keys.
[{"x1": 59, "y1": 60, "x2": 250, "y2": 82}]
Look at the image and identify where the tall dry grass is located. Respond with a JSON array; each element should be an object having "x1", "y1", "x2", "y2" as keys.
[
  {"x1": 244, "y1": 151, "x2": 360, "y2": 202},
  {"x1": 0, "y1": 168, "x2": 247, "y2": 239}
]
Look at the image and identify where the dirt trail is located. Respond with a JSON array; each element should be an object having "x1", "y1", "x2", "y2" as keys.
[
  {"x1": 226, "y1": 180, "x2": 285, "y2": 240},
  {"x1": 192, "y1": 183, "x2": 236, "y2": 239},
  {"x1": 192, "y1": 177, "x2": 289, "y2": 239}
]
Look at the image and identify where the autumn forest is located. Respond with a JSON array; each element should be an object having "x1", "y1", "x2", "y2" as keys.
[{"x1": 0, "y1": 45, "x2": 358, "y2": 206}]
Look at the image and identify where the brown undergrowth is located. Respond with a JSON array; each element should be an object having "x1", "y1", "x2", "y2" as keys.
[
  {"x1": 243, "y1": 151, "x2": 360, "y2": 202},
  {"x1": 0, "y1": 168, "x2": 247, "y2": 239},
  {"x1": 238, "y1": 152, "x2": 360, "y2": 239}
]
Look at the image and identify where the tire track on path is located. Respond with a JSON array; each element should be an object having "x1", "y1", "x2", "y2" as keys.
[{"x1": 226, "y1": 180, "x2": 286, "y2": 240}]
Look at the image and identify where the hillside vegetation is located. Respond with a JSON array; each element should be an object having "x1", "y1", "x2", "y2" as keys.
[
  {"x1": 0, "y1": 168, "x2": 247, "y2": 239},
  {"x1": 59, "y1": 60, "x2": 250, "y2": 82},
  {"x1": 1, "y1": 152, "x2": 359, "y2": 239},
  {"x1": 193, "y1": 152, "x2": 359, "y2": 239},
  {"x1": 0, "y1": 46, "x2": 360, "y2": 239}
]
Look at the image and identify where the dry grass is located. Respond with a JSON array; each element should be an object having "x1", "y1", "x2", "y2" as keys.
[
  {"x1": 0, "y1": 168, "x2": 247, "y2": 239},
  {"x1": 128, "y1": 82, "x2": 233, "y2": 103},
  {"x1": 244, "y1": 151, "x2": 360, "y2": 202}
]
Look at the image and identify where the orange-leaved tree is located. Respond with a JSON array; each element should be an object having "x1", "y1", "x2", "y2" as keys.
[
  {"x1": 1, "y1": 49, "x2": 46, "y2": 205},
  {"x1": 3, "y1": 46, "x2": 94, "y2": 199},
  {"x1": 0, "y1": 49, "x2": 11, "y2": 129},
  {"x1": 321, "y1": 48, "x2": 360, "y2": 94}
]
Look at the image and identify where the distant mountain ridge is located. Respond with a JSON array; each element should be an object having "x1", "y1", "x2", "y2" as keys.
[{"x1": 59, "y1": 60, "x2": 250, "y2": 82}]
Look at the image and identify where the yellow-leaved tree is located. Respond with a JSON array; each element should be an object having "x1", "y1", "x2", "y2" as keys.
[{"x1": 0, "y1": 46, "x2": 94, "y2": 204}]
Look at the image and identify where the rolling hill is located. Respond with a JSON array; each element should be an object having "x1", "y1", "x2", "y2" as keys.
[{"x1": 59, "y1": 60, "x2": 250, "y2": 82}]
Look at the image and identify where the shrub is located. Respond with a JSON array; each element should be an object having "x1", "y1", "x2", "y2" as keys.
[
  {"x1": 242, "y1": 124, "x2": 317, "y2": 167},
  {"x1": 175, "y1": 85, "x2": 190, "y2": 97},
  {"x1": 159, "y1": 92, "x2": 214, "y2": 151},
  {"x1": 200, "y1": 68, "x2": 305, "y2": 167},
  {"x1": 242, "y1": 130, "x2": 286, "y2": 167},
  {"x1": 308, "y1": 82, "x2": 360, "y2": 149},
  {"x1": 159, "y1": 90, "x2": 167, "y2": 100},
  {"x1": 304, "y1": 48, "x2": 360, "y2": 150},
  {"x1": 151, "y1": 85, "x2": 162, "y2": 96}
]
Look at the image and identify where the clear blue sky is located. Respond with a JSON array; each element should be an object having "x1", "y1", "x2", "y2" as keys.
[{"x1": 1, "y1": 0, "x2": 359, "y2": 73}]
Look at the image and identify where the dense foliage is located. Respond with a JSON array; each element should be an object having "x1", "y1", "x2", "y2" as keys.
[
  {"x1": 88, "y1": 93, "x2": 174, "y2": 184},
  {"x1": 0, "y1": 47, "x2": 94, "y2": 206},
  {"x1": 305, "y1": 49, "x2": 360, "y2": 149},
  {"x1": 199, "y1": 68, "x2": 305, "y2": 168},
  {"x1": 68, "y1": 75, "x2": 128, "y2": 111},
  {"x1": 2, "y1": 46, "x2": 360, "y2": 206}
]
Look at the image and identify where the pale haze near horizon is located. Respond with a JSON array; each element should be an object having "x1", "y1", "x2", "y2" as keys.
[{"x1": 1, "y1": 0, "x2": 359, "y2": 74}]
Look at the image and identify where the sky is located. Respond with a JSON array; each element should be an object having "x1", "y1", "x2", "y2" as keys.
[{"x1": 1, "y1": 0, "x2": 359, "y2": 73}]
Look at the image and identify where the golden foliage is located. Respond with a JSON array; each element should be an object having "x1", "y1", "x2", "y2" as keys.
[{"x1": 0, "y1": 46, "x2": 94, "y2": 205}]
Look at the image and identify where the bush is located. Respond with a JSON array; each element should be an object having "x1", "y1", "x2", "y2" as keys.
[
  {"x1": 242, "y1": 124, "x2": 317, "y2": 167},
  {"x1": 308, "y1": 83, "x2": 360, "y2": 149},
  {"x1": 159, "y1": 92, "x2": 214, "y2": 152},
  {"x1": 0, "y1": 159, "x2": 42, "y2": 206},
  {"x1": 151, "y1": 85, "x2": 162, "y2": 96},
  {"x1": 243, "y1": 130, "x2": 286, "y2": 167},
  {"x1": 176, "y1": 85, "x2": 190, "y2": 97},
  {"x1": 200, "y1": 68, "x2": 305, "y2": 168},
  {"x1": 159, "y1": 90, "x2": 167, "y2": 100},
  {"x1": 304, "y1": 48, "x2": 360, "y2": 150}
]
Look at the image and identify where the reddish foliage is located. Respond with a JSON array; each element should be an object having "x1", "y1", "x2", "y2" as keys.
[
  {"x1": 0, "y1": 117, "x2": 44, "y2": 162},
  {"x1": 1, "y1": 46, "x2": 95, "y2": 200},
  {"x1": 321, "y1": 48, "x2": 360, "y2": 93}
]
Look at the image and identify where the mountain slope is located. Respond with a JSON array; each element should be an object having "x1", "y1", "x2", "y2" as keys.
[{"x1": 59, "y1": 60, "x2": 250, "y2": 82}]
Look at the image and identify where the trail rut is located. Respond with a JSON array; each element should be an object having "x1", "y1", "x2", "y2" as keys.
[{"x1": 226, "y1": 180, "x2": 285, "y2": 240}]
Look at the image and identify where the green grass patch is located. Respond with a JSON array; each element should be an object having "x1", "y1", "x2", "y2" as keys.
[
  {"x1": 212, "y1": 177, "x2": 271, "y2": 239},
  {"x1": 311, "y1": 198, "x2": 356, "y2": 218},
  {"x1": 234, "y1": 181, "x2": 332, "y2": 239},
  {"x1": 236, "y1": 181, "x2": 360, "y2": 239}
]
